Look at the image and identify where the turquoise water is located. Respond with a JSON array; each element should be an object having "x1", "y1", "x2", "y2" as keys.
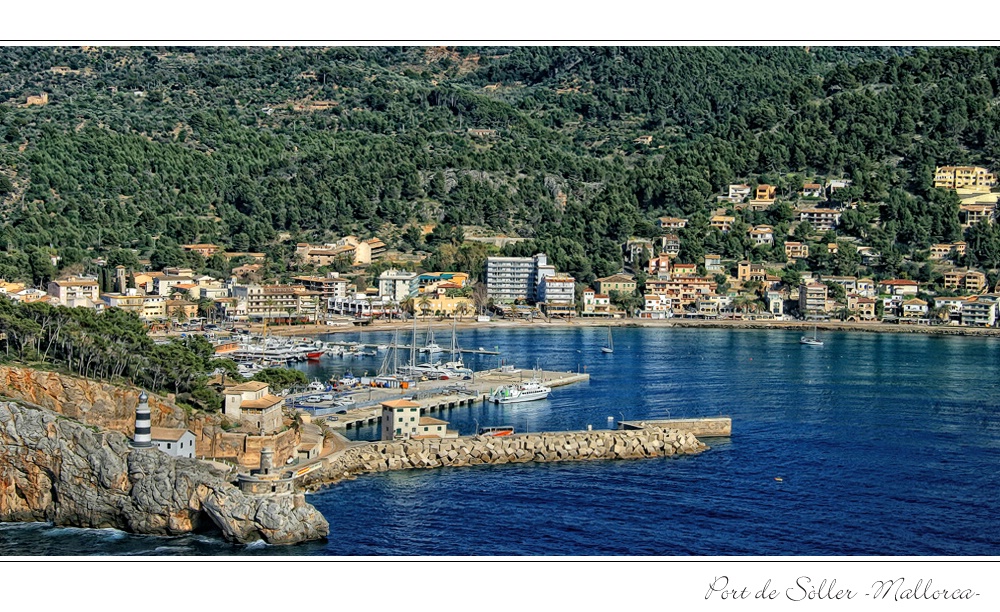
[{"x1": 3, "y1": 327, "x2": 999, "y2": 555}]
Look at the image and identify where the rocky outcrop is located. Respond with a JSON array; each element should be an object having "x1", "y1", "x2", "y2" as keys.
[
  {"x1": 302, "y1": 427, "x2": 707, "y2": 490},
  {"x1": 0, "y1": 401, "x2": 328, "y2": 545},
  {"x1": 0, "y1": 366, "x2": 186, "y2": 433}
]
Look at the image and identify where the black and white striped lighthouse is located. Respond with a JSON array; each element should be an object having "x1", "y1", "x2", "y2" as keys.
[{"x1": 131, "y1": 391, "x2": 153, "y2": 448}]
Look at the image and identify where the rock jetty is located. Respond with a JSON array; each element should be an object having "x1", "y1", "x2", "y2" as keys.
[
  {"x1": 0, "y1": 401, "x2": 328, "y2": 545},
  {"x1": 302, "y1": 427, "x2": 706, "y2": 490}
]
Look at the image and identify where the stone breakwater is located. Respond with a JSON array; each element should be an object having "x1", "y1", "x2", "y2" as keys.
[
  {"x1": 0, "y1": 401, "x2": 328, "y2": 545},
  {"x1": 302, "y1": 427, "x2": 707, "y2": 490}
]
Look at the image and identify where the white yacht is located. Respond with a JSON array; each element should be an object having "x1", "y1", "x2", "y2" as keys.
[{"x1": 489, "y1": 378, "x2": 551, "y2": 404}]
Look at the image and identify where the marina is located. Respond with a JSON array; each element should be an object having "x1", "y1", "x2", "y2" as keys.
[
  {"x1": 288, "y1": 368, "x2": 591, "y2": 431},
  {"x1": 7, "y1": 326, "x2": 1000, "y2": 556}
]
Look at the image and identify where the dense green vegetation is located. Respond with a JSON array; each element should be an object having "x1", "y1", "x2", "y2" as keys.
[
  {"x1": 2, "y1": 46, "x2": 999, "y2": 288},
  {"x1": 0, "y1": 298, "x2": 237, "y2": 410}
]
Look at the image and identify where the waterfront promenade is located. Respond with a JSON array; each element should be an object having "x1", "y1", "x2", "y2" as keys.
[{"x1": 162, "y1": 316, "x2": 1000, "y2": 342}]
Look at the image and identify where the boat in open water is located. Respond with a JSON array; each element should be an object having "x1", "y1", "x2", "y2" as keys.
[
  {"x1": 800, "y1": 325, "x2": 824, "y2": 346},
  {"x1": 489, "y1": 377, "x2": 551, "y2": 404}
]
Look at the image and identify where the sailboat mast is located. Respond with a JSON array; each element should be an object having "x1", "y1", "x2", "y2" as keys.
[{"x1": 410, "y1": 314, "x2": 416, "y2": 368}]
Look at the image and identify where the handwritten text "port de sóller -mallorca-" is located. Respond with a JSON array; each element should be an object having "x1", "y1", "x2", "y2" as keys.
[{"x1": 705, "y1": 576, "x2": 979, "y2": 602}]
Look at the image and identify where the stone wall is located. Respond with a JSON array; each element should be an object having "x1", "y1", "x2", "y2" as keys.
[{"x1": 302, "y1": 427, "x2": 706, "y2": 490}]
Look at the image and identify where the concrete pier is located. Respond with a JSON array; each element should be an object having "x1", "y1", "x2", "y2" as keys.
[
  {"x1": 618, "y1": 417, "x2": 732, "y2": 437},
  {"x1": 316, "y1": 368, "x2": 590, "y2": 430}
]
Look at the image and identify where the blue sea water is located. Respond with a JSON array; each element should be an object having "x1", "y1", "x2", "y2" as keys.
[{"x1": 3, "y1": 327, "x2": 999, "y2": 556}]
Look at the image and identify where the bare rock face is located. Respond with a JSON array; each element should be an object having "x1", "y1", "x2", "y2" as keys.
[
  {"x1": 0, "y1": 366, "x2": 186, "y2": 434},
  {"x1": 0, "y1": 401, "x2": 328, "y2": 545}
]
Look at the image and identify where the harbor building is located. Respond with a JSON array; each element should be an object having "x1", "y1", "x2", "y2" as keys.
[
  {"x1": 485, "y1": 253, "x2": 554, "y2": 303},
  {"x1": 380, "y1": 399, "x2": 458, "y2": 441},
  {"x1": 223, "y1": 381, "x2": 284, "y2": 434},
  {"x1": 150, "y1": 428, "x2": 197, "y2": 458}
]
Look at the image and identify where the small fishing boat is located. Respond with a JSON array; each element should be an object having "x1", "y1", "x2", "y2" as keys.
[{"x1": 478, "y1": 426, "x2": 515, "y2": 437}]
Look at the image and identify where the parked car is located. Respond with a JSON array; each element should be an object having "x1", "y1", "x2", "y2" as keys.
[
  {"x1": 304, "y1": 396, "x2": 322, "y2": 403},
  {"x1": 320, "y1": 394, "x2": 334, "y2": 401},
  {"x1": 336, "y1": 409, "x2": 348, "y2": 415}
]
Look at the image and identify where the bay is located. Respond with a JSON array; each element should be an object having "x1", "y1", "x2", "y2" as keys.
[{"x1": 2, "y1": 327, "x2": 998, "y2": 555}]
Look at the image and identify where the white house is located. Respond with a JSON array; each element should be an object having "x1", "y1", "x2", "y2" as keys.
[
  {"x1": 150, "y1": 428, "x2": 197, "y2": 458},
  {"x1": 380, "y1": 399, "x2": 457, "y2": 441}
]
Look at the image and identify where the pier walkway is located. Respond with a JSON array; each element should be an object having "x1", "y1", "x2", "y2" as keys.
[{"x1": 303, "y1": 368, "x2": 590, "y2": 431}]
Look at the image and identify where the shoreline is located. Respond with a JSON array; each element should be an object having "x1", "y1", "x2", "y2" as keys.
[{"x1": 246, "y1": 318, "x2": 1000, "y2": 339}]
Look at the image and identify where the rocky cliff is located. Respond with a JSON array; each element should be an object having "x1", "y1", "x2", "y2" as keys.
[
  {"x1": 0, "y1": 401, "x2": 328, "y2": 545},
  {"x1": 0, "y1": 365, "x2": 186, "y2": 433}
]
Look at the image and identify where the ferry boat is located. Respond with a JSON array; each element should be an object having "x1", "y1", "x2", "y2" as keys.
[
  {"x1": 489, "y1": 378, "x2": 551, "y2": 404},
  {"x1": 478, "y1": 426, "x2": 515, "y2": 437}
]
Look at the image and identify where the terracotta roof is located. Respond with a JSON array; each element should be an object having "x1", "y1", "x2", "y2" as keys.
[
  {"x1": 880, "y1": 279, "x2": 919, "y2": 286},
  {"x1": 418, "y1": 416, "x2": 448, "y2": 426},
  {"x1": 225, "y1": 381, "x2": 269, "y2": 393},
  {"x1": 150, "y1": 428, "x2": 191, "y2": 442},
  {"x1": 381, "y1": 399, "x2": 420, "y2": 409},
  {"x1": 240, "y1": 395, "x2": 284, "y2": 410}
]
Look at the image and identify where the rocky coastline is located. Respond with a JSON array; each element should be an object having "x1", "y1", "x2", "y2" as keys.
[{"x1": 0, "y1": 400, "x2": 329, "y2": 545}]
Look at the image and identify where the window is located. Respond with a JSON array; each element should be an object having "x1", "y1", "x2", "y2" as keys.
[
  {"x1": 410, "y1": 417, "x2": 415, "y2": 422},
  {"x1": 166, "y1": 443, "x2": 172, "y2": 449}
]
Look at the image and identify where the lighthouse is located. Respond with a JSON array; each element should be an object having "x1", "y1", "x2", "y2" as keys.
[{"x1": 131, "y1": 391, "x2": 153, "y2": 448}]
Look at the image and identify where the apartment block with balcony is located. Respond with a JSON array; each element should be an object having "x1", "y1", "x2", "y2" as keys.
[
  {"x1": 798, "y1": 282, "x2": 829, "y2": 315},
  {"x1": 292, "y1": 273, "x2": 351, "y2": 303},
  {"x1": 961, "y1": 295, "x2": 999, "y2": 327},
  {"x1": 377, "y1": 269, "x2": 418, "y2": 303},
  {"x1": 785, "y1": 242, "x2": 810, "y2": 260},
  {"x1": 710, "y1": 215, "x2": 735, "y2": 233},
  {"x1": 232, "y1": 284, "x2": 321, "y2": 322},
  {"x1": 485, "y1": 253, "x2": 553, "y2": 304},
  {"x1": 798, "y1": 209, "x2": 841, "y2": 231},
  {"x1": 47, "y1": 276, "x2": 100, "y2": 307},
  {"x1": 934, "y1": 166, "x2": 997, "y2": 191}
]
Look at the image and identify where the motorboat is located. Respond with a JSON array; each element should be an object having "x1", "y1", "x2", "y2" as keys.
[{"x1": 478, "y1": 426, "x2": 515, "y2": 437}]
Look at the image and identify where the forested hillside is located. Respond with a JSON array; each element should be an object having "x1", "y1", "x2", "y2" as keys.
[{"x1": 2, "y1": 46, "x2": 1000, "y2": 285}]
